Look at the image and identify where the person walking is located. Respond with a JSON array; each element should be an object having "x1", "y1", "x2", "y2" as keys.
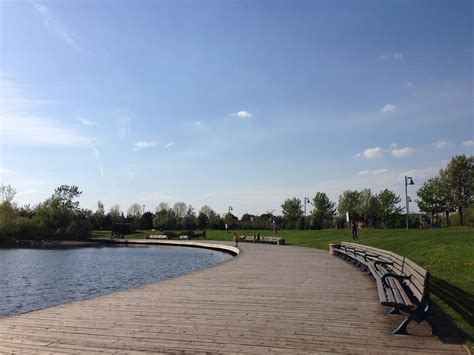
[
  {"x1": 351, "y1": 220, "x2": 358, "y2": 241},
  {"x1": 233, "y1": 232, "x2": 239, "y2": 247}
]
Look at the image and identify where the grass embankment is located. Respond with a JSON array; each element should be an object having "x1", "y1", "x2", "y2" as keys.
[{"x1": 93, "y1": 227, "x2": 473, "y2": 349}]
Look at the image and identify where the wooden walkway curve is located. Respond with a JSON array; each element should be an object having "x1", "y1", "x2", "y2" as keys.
[{"x1": 0, "y1": 241, "x2": 466, "y2": 354}]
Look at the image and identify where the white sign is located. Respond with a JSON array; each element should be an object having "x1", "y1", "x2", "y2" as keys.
[{"x1": 346, "y1": 212, "x2": 350, "y2": 222}]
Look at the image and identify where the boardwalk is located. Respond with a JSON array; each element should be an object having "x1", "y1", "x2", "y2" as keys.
[{"x1": 0, "y1": 241, "x2": 466, "y2": 354}]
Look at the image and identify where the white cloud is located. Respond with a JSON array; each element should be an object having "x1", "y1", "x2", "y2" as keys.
[
  {"x1": 353, "y1": 153, "x2": 361, "y2": 158},
  {"x1": 392, "y1": 147, "x2": 415, "y2": 157},
  {"x1": 75, "y1": 117, "x2": 95, "y2": 126},
  {"x1": 31, "y1": 1, "x2": 83, "y2": 52},
  {"x1": 432, "y1": 140, "x2": 447, "y2": 149},
  {"x1": 357, "y1": 169, "x2": 389, "y2": 176},
  {"x1": 462, "y1": 140, "x2": 474, "y2": 147},
  {"x1": 193, "y1": 121, "x2": 202, "y2": 127},
  {"x1": 381, "y1": 104, "x2": 396, "y2": 113},
  {"x1": 380, "y1": 53, "x2": 404, "y2": 60},
  {"x1": 1, "y1": 116, "x2": 96, "y2": 148},
  {"x1": 163, "y1": 142, "x2": 175, "y2": 149},
  {"x1": 363, "y1": 147, "x2": 385, "y2": 159},
  {"x1": 91, "y1": 148, "x2": 104, "y2": 177},
  {"x1": 133, "y1": 141, "x2": 158, "y2": 151},
  {"x1": 233, "y1": 110, "x2": 252, "y2": 118}
]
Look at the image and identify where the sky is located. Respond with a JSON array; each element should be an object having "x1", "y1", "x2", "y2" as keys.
[{"x1": 1, "y1": 0, "x2": 473, "y2": 217}]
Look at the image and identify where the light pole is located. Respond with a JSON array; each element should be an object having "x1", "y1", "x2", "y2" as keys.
[
  {"x1": 228, "y1": 206, "x2": 233, "y2": 214},
  {"x1": 405, "y1": 176, "x2": 414, "y2": 230},
  {"x1": 303, "y1": 197, "x2": 310, "y2": 230}
]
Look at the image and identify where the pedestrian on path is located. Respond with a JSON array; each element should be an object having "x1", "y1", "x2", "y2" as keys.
[{"x1": 351, "y1": 220, "x2": 358, "y2": 241}]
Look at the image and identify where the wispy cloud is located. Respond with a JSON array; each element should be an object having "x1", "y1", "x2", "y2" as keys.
[
  {"x1": 133, "y1": 141, "x2": 158, "y2": 151},
  {"x1": 357, "y1": 169, "x2": 389, "y2": 176},
  {"x1": 1, "y1": 116, "x2": 96, "y2": 148},
  {"x1": 163, "y1": 142, "x2": 175, "y2": 149},
  {"x1": 381, "y1": 104, "x2": 396, "y2": 113},
  {"x1": 91, "y1": 148, "x2": 104, "y2": 177},
  {"x1": 363, "y1": 147, "x2": 385, "y2": 158},
  {"x1": 75, "y1": 117, "x2": 95, "y2": 126},
  {"x1": 380, "y1": 52, "x2": 404, "y2": 60},
  {"x1": 193, "y1": 121, "x2": 202, "y2": 127},
  {"x1": 462, "y1": 140, "x2": 474, "y2": 147},
  {"x1": 406, "y1": 82, "x2": 413, "y2": 87},
  {"x1": 233, "y1": 110, "x2": 252, "y2": 118},
  {"x1": 353, "y1": 153, "x2": 361, "y2": 158},
  {"x1": 432, "y1": 140, "x2": 447, "y2": 149},
  {"x1": 31, "y1": 1, "x2": 83, "y2": 52},
  {"x1": 392, "y1": 147, "x2": 415, "y2": 158}
]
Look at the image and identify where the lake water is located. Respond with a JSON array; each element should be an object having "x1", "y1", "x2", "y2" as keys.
[{"x1": 0, "y1": 245, "x2": 232, "y2": 317}]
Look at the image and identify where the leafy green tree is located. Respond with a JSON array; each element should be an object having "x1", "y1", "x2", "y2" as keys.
[
  {"x1": 416, "y1": 178, "x2": 445, "y2": 226},
  {"x1": 1, "y1": 184, "x2": 16, "y2": 207},
  {"x1": 140, "y1": 211, "x2": 154, "y2": 230},
  {"x1": 438, "y1": 155, "x2": 474, "y2": 226},
  {"x1": 153, "y1": 209, "x2": 177, "y2": 230},
  {"x1": 183, "y1": 205, "x2": 197, "y2": 230},
  {"x1": 208, "y1": 210, "x2": 224, "y2": 229},
  {"x1": 199, "y1": 205, "x2": 213, "y2": 218},
  {"x1": 338, "y1": 190, "x2": 361, "y2": 222},
  {"x1": 127, "y1": 203, "x2": 143, "y2": 224},
  {"x1": 378, "y1": 189, "x2": 403, "y2": 228},
  {"x1": 197, "y1": 212, "x2": 209, "y2": 229},
  {"x1": 310, "y1": 192, "x2": 336, "y2": 229},
  {"x1": 156, "y1": 202, "x2": 170, "y2": 212},
  {"x1": 224, "y1": 212, "x2": 239, "y2": 229},
  {"x1": 93, "y1": 201, "x2": 105, "y2": 230},
  {"x1": 281, "y1": 197, "x2": 303, "y2": 229},
  {"x1": 357, "y1": 189, "x2": 380, "y2": 227},
  {"x1": 109, "y1": 204, "x2": 122, "y2": 224}
]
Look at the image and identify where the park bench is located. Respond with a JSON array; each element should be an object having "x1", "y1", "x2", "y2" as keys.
[
  {"x1": 332, "y1": 242, "x2": 433, "y2": 335},
  {"x1": 240, "y1": 235, "x2": 285, "y2": 245}
]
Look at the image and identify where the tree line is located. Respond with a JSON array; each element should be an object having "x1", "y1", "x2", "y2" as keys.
[{"x1": 1, "y1": 155, "x2": 472, "y2": 244}]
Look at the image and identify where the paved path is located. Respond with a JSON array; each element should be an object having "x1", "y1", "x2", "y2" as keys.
[{"x1": 0, "y1": 241, "x2": 466, "y2": 354}]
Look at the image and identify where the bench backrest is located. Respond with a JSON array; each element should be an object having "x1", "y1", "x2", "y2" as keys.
[{"x1": 340, "y1": 242, "x2": 429, "y2": 302}]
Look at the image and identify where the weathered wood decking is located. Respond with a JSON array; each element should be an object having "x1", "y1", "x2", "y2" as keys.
[{"x1": 0, "y1": 241, "x2": 466, "y2": 354}]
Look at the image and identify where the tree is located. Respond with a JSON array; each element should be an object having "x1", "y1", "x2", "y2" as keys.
[
  {"x1": 378, "y1": 189, "x2": 403, "y2": 228},
  {"x1": 199, "y1": 205, "x2": 213, "y2": 218},
  {"x1": 357, "y1": 189, "x2": 380, "y2": 227},
  {"x1": 156, "y1": 202, "x2": 170, "y2": 212},
  {"x1": 127, "y1": 203, "x2": 143, "y2": 226},
  {"x1": 109, "y1": 204, "x2": 122, "y2": 224},
  {"x1": 183, "y1": 205, "x2": 197, "y2": 230},
  {"x1": 153, "y1": 209, "x2": 177, "y2": 230},
  {"x1": 197, "y1": 212, "x2": 209, "y2": 229},
  {"x1": 208, "y1": 210, "x2": 224, "y2": 229},
  {"x1": 52, "y1": 185, "x2": 82, "y2": 215},
  {"x1": 281, "y1": 198, "x2": 303, "y2": 229},
  {"x1": 224, "y1": 212, "x2": 239, "y2": 229},
  {"x1": 173, "y1": 202, "x2": 187, "y2": 220},
  {"x1": 338, "y1": 190, "x2": 361, "y2": 223},
  {"x1": 0, "y1": 184, "x2": 16, "y2": 206},
  {"x1": 140, "y1": 211, "x2": 154, "y2": 230},
  {"x1": 93, "y1": 201, "x2": 105, "y2": 230},
  {"x1": 416, "y1": 178, "x2": 445, "y2": 226},
  {"x1": 310, "y1": 192, "x2": 336, "y2": 229},
  {"x1": 438, "y1": 155, "x2": 474, "y2": 226}
]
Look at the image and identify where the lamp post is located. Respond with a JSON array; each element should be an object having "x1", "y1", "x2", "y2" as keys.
[
  {"x1": 303, "y1": 197, "x2": 310, "y2": 230},
  {"x1": 228, "y1": 206, "x2": 233, "y2": 214},
  {"x1": 405, "y1": 176, "x2": 414, "y2": 230}
]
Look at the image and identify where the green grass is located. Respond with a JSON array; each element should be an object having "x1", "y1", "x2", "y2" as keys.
[{"x1": 92, "y1": 227, "x2": 473, "y2": 349}]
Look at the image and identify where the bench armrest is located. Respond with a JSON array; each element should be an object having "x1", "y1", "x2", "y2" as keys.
[
  {"x1": 382, "y1": 273, "x2": 411, "y2": 288},
  {"x1": 374, "y1": 260, "x2": 394, "y2": 271}
]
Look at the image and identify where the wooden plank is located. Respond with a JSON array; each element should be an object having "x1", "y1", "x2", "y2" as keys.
[{"x1": 0, "y1": 241, "x2": 464, "y2": 354}]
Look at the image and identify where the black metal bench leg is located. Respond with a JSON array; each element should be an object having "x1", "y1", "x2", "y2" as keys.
[
  {"x1": 392, "y1": 314, "x2": 413, "y2": 335},
  {"x1": 387, "y1": 307, "x2": 401, "y2": 315}
]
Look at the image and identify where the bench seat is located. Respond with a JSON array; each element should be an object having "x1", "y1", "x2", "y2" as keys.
[{"x1": 332, "y1": 242, "x2": 432, "y2": 335}]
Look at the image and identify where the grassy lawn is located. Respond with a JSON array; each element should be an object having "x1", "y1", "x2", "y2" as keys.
[{"x1": 93, "y1": 227, "x2": 473, "y2": 349}]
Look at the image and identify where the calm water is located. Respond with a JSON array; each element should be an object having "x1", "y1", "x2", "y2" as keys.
[{"x1": 0, "y1": 245, "x2": 231, "y2": 317}]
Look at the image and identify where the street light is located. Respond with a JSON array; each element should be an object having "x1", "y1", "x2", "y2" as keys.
[
  {"x1": 405, "y1": 176, "x2": 415, "y2": 230},
  {"x1": 303, "y1": 197, "x2": 310, "y2": 230},
  {"x1": 228, "y1": 206, "x2": 233, "y2": 214}
]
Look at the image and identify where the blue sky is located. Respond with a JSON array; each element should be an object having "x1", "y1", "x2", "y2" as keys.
[{"x1": 1, "y1": 0, "x2": 473, "y2": 216}]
